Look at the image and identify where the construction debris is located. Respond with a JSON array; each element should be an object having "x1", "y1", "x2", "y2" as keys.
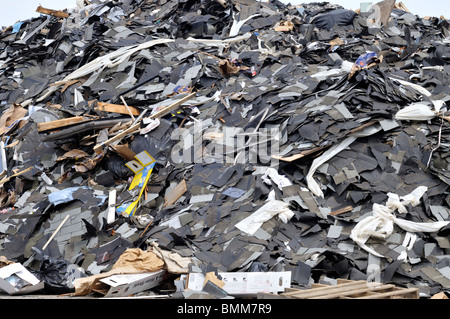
[
  {"x1": 0, "y1": 0, "x2": 449, "y2": 301},
  {"x1": 267, "y1": 279, "x2": 420, "y2": 299}
]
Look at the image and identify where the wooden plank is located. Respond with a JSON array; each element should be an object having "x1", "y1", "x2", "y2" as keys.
[
  {"x1": 93, "y1": 93, "x2": 196, "y2": 153},
  {"x1": 36, "y1": 6, "x2": 69, "y2": 18},
  {"x1": 164, "y1": 179, "x2": 187, "y2": 207},
  {"x1": 148, "y1": 92, "x2": 196, "y2": 120},
  {"x1": 37, "y1": 116, "x2": 95, "y2": 132},
  {"x1": 311, "y1": 284, "x2": 395, "y2": 299},
  {"x1": 283, "y1": 281, "x2": 370, "y2": 298},
  {"x1": 285, "y1": 280, "x2": 420, "y2": 299},
  {"x1": 430, "y1": 292, "x2": 449, "y2": 299},
  {"x1": 356, "y1": 287, "x2": 419, "y2": 299},
  {"x1": 349, "y1": 120, "x2": 378, "y2": 134},
  {"x1": 93, "y1": 122, "x2": 140, "y2": 153},
  {"x1": 92, "y1": 101, "x2": 141, "y2": 116},
  {"x1": 310, "y1": 283, "x2": 329, "y2": 289},
  {"x1": 0, "y1": 167, "x2": 33, "y2": 186},
  {"x1": 42, "y1": 215, "x2": 70, "y2": 250}
]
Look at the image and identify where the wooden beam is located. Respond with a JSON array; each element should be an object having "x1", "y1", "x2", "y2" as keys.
[
  {"x1": 93, "y1": 122, "x2": 141, "y2": 153},
  {"x1": 91, "y1": 101, "x2": 141, "y2": 116},
  {"x1": 356, "y1": 287, "x2": 419, "y2": 299},
  {"x1": 148, "y1": 92, "x2": 196, "y2": 120},
  {"x1": 36, "y1": 6, "x2": 69, "y2": 18},
  {"x1": 0, "y1": 167, "x2": 33, "y2": 186},
  {"x1": 37, "y1": 116, "x2": 96, "y2": 132},
  {"x1": 164, "y1": 179, "x2": 187, "y2": 207},
  {"x1": 283, "y1": 280, "x2": 419, "y2": 299},
  {"x1": 283, "y1": 281, "x2": 370, "y2": 298},
  {"x1": 93, "y1": 93, "x2": 196, "y2": 153},
  {"x1": 312, "y1": 284, "x2": 396, "y2": 299}
]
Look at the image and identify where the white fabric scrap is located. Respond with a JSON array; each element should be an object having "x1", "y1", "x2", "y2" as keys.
[
  {"x1": 350, "y1": 186, "x2": 450, "y2": 258},
  {"x1": 235, "y1": 200, "x2": 294, "y2": 236},
  {"x1": 262, "y1": 167, "x2": 292, "y2": 190},
  {"x1": 397, "y1": 232, "x2": 417, "y2": 262}
]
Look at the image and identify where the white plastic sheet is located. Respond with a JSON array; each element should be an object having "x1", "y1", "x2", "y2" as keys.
[
  {"x1": 350, "y1": 186, "x2": 450, "y2": 258},
  {"x1": 395, "y1": 103, "x2": 437, "y2": 121},
  {"x1": 229, "y1": 14, "x2": 260, "y2": 37},
  {"x1": 235, "y1": 200, "x2": 294, "y2": 236}
]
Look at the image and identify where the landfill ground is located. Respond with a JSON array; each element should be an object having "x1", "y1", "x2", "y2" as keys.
[{"x1": 0, "y1": 0, "x2": 449, "y2": 301}]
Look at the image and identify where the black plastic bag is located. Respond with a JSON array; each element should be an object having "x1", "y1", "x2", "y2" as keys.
[
  {"x1": 312, "y1": 9, "x2": 357, "y2": 30},
  {"x1": 106, "y1": 154, "x2": 134, "y2": 180},
  {"x1": 29, "y1": 247, "x2": 87, "y2": 294}
]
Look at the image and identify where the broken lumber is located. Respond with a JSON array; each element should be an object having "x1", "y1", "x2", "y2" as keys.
[
  {"x1": 282, "y1": 280, "x2": 419, "y2": 299},
  {"x1": 36, "y1": 6, "x2": 69, "y2": 19},
  {"x1": 93, "y1": 122, "x2": 141, "y2": 153},
  {"x1": 93, "y1": 93, "x2": 196, "y2": 153},
  {"x1": 90, "y1": 100, "x2": 141, "y2": 116},
  {"x1": 148, "y1": 92, "x2": 196, "y2": 120},
  {"x1": 42, "y1": 214, "x2": 70, "y2": 250},
  {"x1": 330, "y1": 206, "x2": 353, "y2": 216},
  {"x1": 164, "y1": 179, "x2": 187, "y2": 207},
  {"x1": 0, "y1": 167, "x2": 33, "y2": 186}
]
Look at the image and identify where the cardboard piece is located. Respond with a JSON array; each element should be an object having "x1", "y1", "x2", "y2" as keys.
[
  {"x1": 0, "y1": 263, "x2": 44, "y2": 295},
  {"x1": 99, "y1": 270, "x2": 166, "y2": 297}
]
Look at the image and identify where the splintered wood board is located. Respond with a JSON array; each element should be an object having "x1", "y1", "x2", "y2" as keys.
[{"x1": 281, "y1": 280, "x2": 419, "y2": 299}]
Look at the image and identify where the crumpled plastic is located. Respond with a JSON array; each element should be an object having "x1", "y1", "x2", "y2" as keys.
[
  {"x1": 29, "y1": 247, "x2": 87, "y2": 294},
  {"x1": 395, "y1": 103, "x2": 437, "y2": 121},
  {"x1": 235, "y1": 200, "x2": 295, "y2": 236},
  {"x1": 348, "y1": 51, "x2": 382, "y2": 79},
  {"x1": 354, "y1": 51, "x2": 378, "y2": 69},
  {"x1": 262, "y1": 167, "x2": 292, "y2": 190},
  {"x1": 148, "y1": 242, "x2": 192, "y2": 274},
  {"x1": 350, "y1": 186, "x2": 450, "y2": 258}
]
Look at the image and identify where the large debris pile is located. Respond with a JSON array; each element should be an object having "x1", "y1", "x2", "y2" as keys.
[{"x1": 0, "y1": 0, "x2": 449, "y2": 299}]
